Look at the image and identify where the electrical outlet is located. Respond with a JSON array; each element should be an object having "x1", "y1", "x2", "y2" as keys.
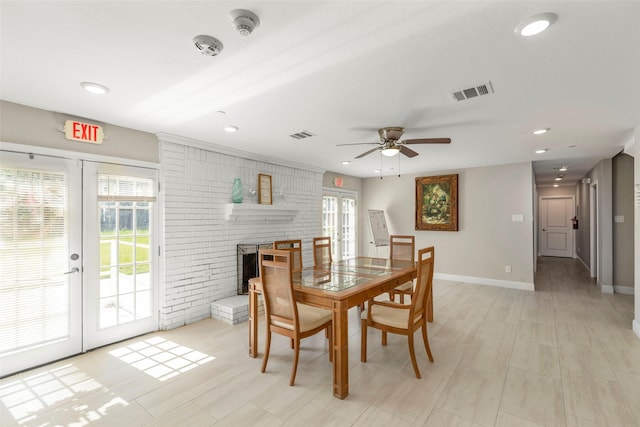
[{"x1": 505, "y1": 265, "x2": 511, "y2": 273}]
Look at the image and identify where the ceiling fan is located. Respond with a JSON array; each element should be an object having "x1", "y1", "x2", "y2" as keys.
[{"x1": 337, "y1": 127, "x2": 451, "y2": 159}]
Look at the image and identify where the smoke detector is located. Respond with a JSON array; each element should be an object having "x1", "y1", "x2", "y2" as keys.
[
  {"x1": 229, "y1": 9, "x2": 260, "y2": 36},
  {"x1": 193, "y1": 35, "x2": 224, "y2": 56}
]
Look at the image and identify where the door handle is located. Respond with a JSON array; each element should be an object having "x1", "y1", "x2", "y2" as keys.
[{"x1": 64, "y1": 267, "x2": 80, "y2": 275}]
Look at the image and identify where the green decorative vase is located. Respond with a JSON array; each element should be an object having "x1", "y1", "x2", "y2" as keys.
[{"x1": 232, "y1": 178, "x2": 243, "y2": 203}]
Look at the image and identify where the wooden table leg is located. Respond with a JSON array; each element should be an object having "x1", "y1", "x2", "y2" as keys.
[
  {"x1": 332, "y1": 300, "x2": 349, "y2": 399},
  {"x1": 249, "y1": 285, "x2": 258, "y2": 358}
]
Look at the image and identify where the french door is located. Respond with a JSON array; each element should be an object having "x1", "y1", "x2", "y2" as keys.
[
  {"x1": 0, "y1": 152, "x2": 82, "y2": 377},
  {"x1": 322, "y1": 190, "x2": 357, "y2": 260},
  {"x1": 0, "y1": 151, "x2": 159, "y2": 377},
  {"x1": 83, "y1": 161, "x2": 159, "y2": 350}
]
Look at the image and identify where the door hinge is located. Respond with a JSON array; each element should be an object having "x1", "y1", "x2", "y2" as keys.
[
  {"x1": 158, "y1": 181, "x2": 161, "y2": 192},
  {"x1": 158, "y1": 246, "x2": 161, "y2": 256}
]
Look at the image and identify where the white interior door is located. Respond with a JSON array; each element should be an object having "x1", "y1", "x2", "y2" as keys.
[
  {"x1": 0, "y1": 151, "x2": 82, "y2": 376},
  {"x1": 83, "y1": 162, "x2": 159, "y2": 350},
  {"x1": 322, "y1": 190, "x2": 357, "y2": 260},
  {"x1": 539, "y1": 196, "x2": 575, "y2": 257}
]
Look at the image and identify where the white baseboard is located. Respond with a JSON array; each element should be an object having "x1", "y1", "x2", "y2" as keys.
[
  {"x1": 434, "y1": 273, "x2": 534, "y2": 292},
  {"x1": 600, "y1": 283, "x2": 614, "y2": 294},
  {"x1": 614, "y1": 286, "x2": 635, "y2": 295},
  {"x1": 633, "y1": 318, "x2": 640, "y2": 339}
]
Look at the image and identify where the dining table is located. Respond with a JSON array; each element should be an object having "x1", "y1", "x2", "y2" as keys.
[{"x1": 248, "y1": 256, "x2": 433, "y2": 399}]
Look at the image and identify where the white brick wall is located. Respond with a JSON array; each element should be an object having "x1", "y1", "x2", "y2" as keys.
[{"x1": 160, "y1": 140, "x2": 323, "y2": 330}]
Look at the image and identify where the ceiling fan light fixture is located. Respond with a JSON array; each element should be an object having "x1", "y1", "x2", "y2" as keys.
[{"x1": 381, "y1": 147, "x2": 400, "y2": 157}]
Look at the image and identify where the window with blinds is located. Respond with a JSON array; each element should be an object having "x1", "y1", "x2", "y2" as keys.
[
  {"x1": 0, "y1": 167, "x2": 70, "y2": 355},
  {"x1": 97, "y1": 174, "x2": 155, "y2": 329}
]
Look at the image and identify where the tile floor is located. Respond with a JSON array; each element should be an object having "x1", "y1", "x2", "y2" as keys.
[{"x1": 1, "y1": 257, "x2": 639, "y2": 426}]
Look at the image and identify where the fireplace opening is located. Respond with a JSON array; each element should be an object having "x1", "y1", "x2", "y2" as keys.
[{"x1": 237, "y1": 243, "x2": 272, "y2": 295}]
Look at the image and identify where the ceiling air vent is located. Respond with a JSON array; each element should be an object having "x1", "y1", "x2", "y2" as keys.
[
  {"x1": 289, "y1": 130, "x2": 316, "y2": 139},
  {"x1": 451, "y1": 81, "x2": 494, "y2": 102}
]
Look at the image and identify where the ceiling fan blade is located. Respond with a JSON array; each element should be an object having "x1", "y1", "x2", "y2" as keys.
[
  {"x1": 355, "y1": 147, "x2": 380, "y2": 159},
  {"x1": 399, "y1": 146, "x2": 419, "y2": 158},
  {"x1": 402, "y1": 137, "x2": 451, "y2": 145}
]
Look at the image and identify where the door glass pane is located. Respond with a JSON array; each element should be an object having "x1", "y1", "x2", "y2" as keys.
[
  {"x1": 322, "y1": 193, "x2": 357, "y2": 260},
  {"x1": 98, "y1": 174, "x2": 154, "y2": 329},
  {"x1": 341, "y1": 197, "x2": 356, "y2": 258},
  {"x1": 0, "y1": 167, "x2": 70, "y2": 354}
]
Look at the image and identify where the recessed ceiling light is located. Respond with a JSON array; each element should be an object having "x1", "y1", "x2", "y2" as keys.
[
  {"x1": 224, "y1": 125, "x2": 239, "y2": 133},
  {"x1": 515, "y1": 12, "x2": 557, "y2": 37},
  {"x1": 80, "y1": 81, "x2": 110, "y2": 95},
  {"x1": 535, "y1": 149, "x2": 548, "y2": 154},
  {"x1": 341, "y1": 161, "x2": 350, "y2": 165},
  {"x1": 553, "y1": 184, "x2": 559, "y2": 187},
  {"x1": 555, "y1": 177, "x2": 562, "y2": 181},
  {"x1": 533, "y1": 128, "x2": 549, "y2": 135},
  {"x1": 374, "y1": 169, "x2": 382, "y2": 173},
  {"x1": 217, "y1": 110, "x2": 226, "y2": 115},
  {"x1": 559, "y1": 166, "x2": 568, "y2": 172}
]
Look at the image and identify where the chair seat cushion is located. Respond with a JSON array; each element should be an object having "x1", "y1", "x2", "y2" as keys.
[
  {"x1": 297, "y1": 303, "x2": 332, "y2": 332},
  {"x1": 394, "y1": 281, "x2": 412, "y2": 292},
  {"x1": 273, "y1": 303, "x2": 332, "y2": 332},
  {"x1": 363, "y1": 304, "x2": 421, "y2": 329}
]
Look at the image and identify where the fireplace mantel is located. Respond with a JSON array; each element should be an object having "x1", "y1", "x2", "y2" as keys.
[{"x1": 224, "y1": 203, "x2": 299, "y2": 222}]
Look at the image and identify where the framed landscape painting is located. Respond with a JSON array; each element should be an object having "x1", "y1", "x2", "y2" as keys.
[{"x1": 415, "y1": 174, "x2": 458, "y2": 231}]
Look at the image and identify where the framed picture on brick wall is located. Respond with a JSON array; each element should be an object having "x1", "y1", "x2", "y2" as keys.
[{"x1": 258, "y1": 174, "x2": 272, "y2": 205}]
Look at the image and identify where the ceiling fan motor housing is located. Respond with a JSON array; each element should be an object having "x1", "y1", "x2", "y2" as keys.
[{"x1": 378, "y1": 127, "x2": 404, "y2": 141}]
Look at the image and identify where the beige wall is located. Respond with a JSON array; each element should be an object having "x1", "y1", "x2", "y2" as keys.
[
  {"x1": 322, "y1": 171, "x2": 363, "y2": 193},
  {"x1": 634, "y1": 125, "x2": 640, "y2": 338},
  {"x1": 360, "y1": 162, "x2": 535, "y2": 288},
  {"x1": 0, "y1": 101, "x2": 158, "y2": 162},
  {"x1": 613, "y1": 152, "x2": 634, "y2": 290}
]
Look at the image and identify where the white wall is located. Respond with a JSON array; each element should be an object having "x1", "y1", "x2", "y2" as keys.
[
  {"x1": 589, "y1": 159, "x2": 614, "y2": 292},
  {"x1": 159, "y1": 136, "x2": 323, "y2": 330},
  {"x1": 360, "y1": 162, "x2": 535, "y2": 290}
]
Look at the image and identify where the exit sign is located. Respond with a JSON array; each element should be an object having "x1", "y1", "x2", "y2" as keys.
[
  {"x1": 333, "y1": 177, "x2": 344, "y2": 187},
  {"x1": 65, "y1": 120, "x2": 104, "y2": 144}
]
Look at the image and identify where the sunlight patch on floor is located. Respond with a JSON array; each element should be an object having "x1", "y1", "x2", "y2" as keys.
[{"x1": 108, "y1": 336, "x2": 215, "y2": 381}]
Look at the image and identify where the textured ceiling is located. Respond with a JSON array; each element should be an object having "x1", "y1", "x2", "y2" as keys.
[{"x1": 1, "y1": 1, "x2": 639, "y2": 186}]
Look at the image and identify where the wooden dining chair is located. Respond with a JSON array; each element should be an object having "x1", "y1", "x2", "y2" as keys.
[
  {"x1": 312, "y1": 236, "x2": 333, "y2": 267},
  {"x1": 259, "y1": 248, "x2": 333, "y2": 386},
  {"x1": 273, "y1": 239, "x2": 303, "y2": 272},
  {"x1": 388, "y1": 235, "x2": 415, "y2": 303},
  {"x1": 361, "y1": 246, "x2": 434, "y2": 378}
]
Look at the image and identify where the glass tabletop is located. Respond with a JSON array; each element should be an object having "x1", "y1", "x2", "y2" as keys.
[
  {"x1": 334, "y1": 257, "x2": 415, "y2": 271},
  {"x1": 292, "y1": 257, "x2": 416, "y2": 292},
  {"x1": 294, "y1": 269, "x2": 373, "y2": 291}
]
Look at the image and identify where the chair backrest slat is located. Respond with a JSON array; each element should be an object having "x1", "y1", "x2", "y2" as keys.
[
  {"x1": 312, "y1": 236, "x2": 333, "y2": 267},
  {"x1": 259, "y1": 248, "x2": 297, "y2": 328},
  {"x1": 390, "y1": 235, "x2": 415, "y2": 262},
  {"x1": 412, "y1": 246, "x2": 434, "y2": 318},
  {"x1": 273, "y1": 239, "x2": 303, "y2": 272}
]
